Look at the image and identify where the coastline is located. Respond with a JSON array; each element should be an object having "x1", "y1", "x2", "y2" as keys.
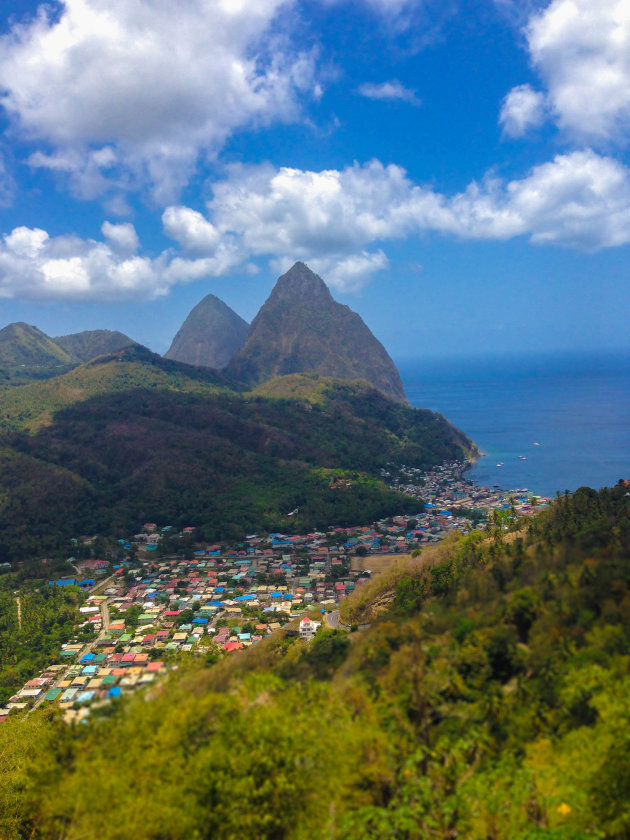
[{"x1": 401, "y1": 349, "x2": 630, "y2": 498}]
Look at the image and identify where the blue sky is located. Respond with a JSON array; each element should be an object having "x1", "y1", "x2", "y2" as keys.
[{"x1": 0, "y1": 0, "x2": 628, "y2": 359}]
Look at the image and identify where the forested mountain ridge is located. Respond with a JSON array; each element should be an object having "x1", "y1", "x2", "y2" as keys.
[
  {"x1": 0, "y1": 348, "x2": 473, "y2": 564},
  {"x1": 0, "y1": 323, "x2": 138, "y2": 385},
  {"x1": 0, "y1": 322, "x2": 73, "y2": 368},
  {"x1": 1, "y1": 484, "x2": 628, "y2": 839},
  {"x1": 0, "y1": 345, "x2": 231, "y2": 434},
  {"x1": 53, "y1": 329, "x2": 138, "y2": 362}
]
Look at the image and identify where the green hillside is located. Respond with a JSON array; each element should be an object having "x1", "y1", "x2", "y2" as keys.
[
  {"x1": 1, "y1": 485, "x2": 628, "y2": 839},
  {"x1": 53, "y1": 329, "x2": 138, "y2": 362},
  {"x1": 0, "y1": 322, "x2": 72, "y2": 368},
  {"x1": 0, "y1": 323, "x2": 75, "y2": 385},
  {"x1": 0, "y1": 345, "x2": 231, "y2": 433},
  {"x1": 0, "y1": 350, "x2": 473, "y2": 563}
]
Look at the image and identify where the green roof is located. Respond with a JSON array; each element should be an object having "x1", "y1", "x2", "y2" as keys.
[{"x1": 45, "y1": 688, "x2": 62, "y2": 701}]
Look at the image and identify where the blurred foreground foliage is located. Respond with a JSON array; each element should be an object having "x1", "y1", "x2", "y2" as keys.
[{"x1": 1, "y1": 484, "x2": 629, "y2": 839}]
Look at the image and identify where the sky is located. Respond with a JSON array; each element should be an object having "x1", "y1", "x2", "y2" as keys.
[{"x1": 0, "y1": 0, "x2": 628, "y2": 359}]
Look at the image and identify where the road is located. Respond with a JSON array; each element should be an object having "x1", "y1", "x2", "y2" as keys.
[
  {"x1": 28, "y1": 593, "x2": 112, "y2": 714},
  {"x1": 15, "y1": 596, "x2": 21, "y2": 630},
  {"x1": 100, "y1": 600, "x2": 110, "y2": 632},
  {"x1": 325, "y1": 610, "x2": 342, "y2": 629},
  {"x1": 325, "y1": 610, "x2": 370, "y2": 632}
]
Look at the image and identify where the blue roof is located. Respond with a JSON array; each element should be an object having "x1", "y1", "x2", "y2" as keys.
[
  {"x1": 49, "y1": 578, "x2": 76, "y2": 587},
  {"x1": 107, "y1": 687, "x2": 122, "y2": 698},
  {"x1": 80, "y1": 653, "x2": 95, "y2": 662},
  {"x1": 192, "y1": 617, "x2": 208, "y2": 624}
]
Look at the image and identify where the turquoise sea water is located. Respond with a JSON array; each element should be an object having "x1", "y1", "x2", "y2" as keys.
[{"x1": 399, "y1": 350, "x2": 630, "y2": 498}]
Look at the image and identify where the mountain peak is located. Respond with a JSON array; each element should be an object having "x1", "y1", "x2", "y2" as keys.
[
  {"x1": 268, "y1": 262, "x2": 333, "y2": 305},
  {"x1": 0, "y1": 321, "x2": 73, "y2": 367},
  {"x1": 165, "y1": 294, "x2": 249, "y2": 369},
  {"x1": 54, "y1": 329, "x2": 138, "y2": 363},
  {"x1": 226, "y1": 263, "x2": 407, "y2": 403}
]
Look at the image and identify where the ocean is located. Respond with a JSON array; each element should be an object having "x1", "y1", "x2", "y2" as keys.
[{"x1": 399, "y1": 349, "x2": 630, "y2": 498}]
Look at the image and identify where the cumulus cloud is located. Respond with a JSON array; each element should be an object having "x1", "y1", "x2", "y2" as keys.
[
  {"x1": 4, "y1": 149, "x2": 630, "y2": 301},
  {"x1": 0, "y1": 225, "x2": 156, "y2": 301},
  {"x1": 499, "y1": 84, "x2": 547, "y2": 137},
  {"x1": 503, "y1": 0, "x2": 630, "y2": 143},
  {"x1": 101, "y1": 222, "x2": 139, "y2": 254},
  {"x1": 162, "y1": 207, "x2": 221, "y2": 256},
  {"x1": 208, "y1": 152, "x2": 630, "y2": 250},
  {"x1": 0, "y1": 0, "x2": 316, "y2": 203},
  {"x1": 0, "y1": 213, "x2": 251, "y2": 301},
  {"x1": 358, "y1": 80, "x2": 421, "y2": 105},
  {"x1": 159, "y1": 150, "x2": 630, "y2": 291}
]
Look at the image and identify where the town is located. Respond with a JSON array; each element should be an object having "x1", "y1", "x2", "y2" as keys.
[{"x1": 1, "y1": 461, "x2": 550, "y2": 723}]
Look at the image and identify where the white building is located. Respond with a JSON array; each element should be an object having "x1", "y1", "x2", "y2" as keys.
[{"x1": 299, "y1": 617, "x2": 321, "y2": 639}]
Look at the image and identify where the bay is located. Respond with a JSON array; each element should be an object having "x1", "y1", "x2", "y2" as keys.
[{"x1": 398, "y1": 349, "x2": 630, "y2": 498}]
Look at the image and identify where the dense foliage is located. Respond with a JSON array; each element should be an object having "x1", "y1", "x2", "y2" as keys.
[
  {"x1": 0, "y1": 354, "x2": 472, "y2": 565},
  {"x1": 0, "y1": 484, "x2": 628, "y2": 839},
  {"x1": 0, "y1": 585, "x2": 80, "y2": 705}
]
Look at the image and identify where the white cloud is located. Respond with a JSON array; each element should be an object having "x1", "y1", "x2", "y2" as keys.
[
  {"x1": 504, "y1": 0, "x2": 630, "y2": 143},
  {"x1": 307, "y1": 251, "x2": 389, "y2": 292},
  {"x1": 162, "y1": 207, "x2": 221, "y2": 256},
  {"x1": 157, "y1": 150, "x2": 630, "y2": 292},
  {"x1": 0, "y1": 225, "x2": 166, "y2": 300},
  {"x1": 499, "y1": 84, "x2": 547, "y2": 137},
  {"x1": 358, "y1": 80, "x2": 421, "y2": 105},
  {"x1": 4, "y1": 149, "x2": 630, "y2": 302},
  {"x1": 206, "y1": 152, "x2": 630, "y2": 252},
  {"x1": 101, "y1": 221, "x2": 139, "y2": 254},
  {"x1": 0, "y1": 0, "x2": 316, "y2": 203}
]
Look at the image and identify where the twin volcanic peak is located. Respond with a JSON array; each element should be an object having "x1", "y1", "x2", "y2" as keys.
[
  {"x1": 225, "y1": 262, "x2": 407, "y2": 403},
  {"x1": 165, "y1": 294, "x2": 249, "y2": 369},
  {"x1": 3, "y1": 263, "x2": 406, "y2": 402}
]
